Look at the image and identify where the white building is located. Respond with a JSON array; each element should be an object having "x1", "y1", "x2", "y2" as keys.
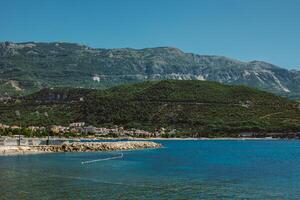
[{"x1": 69, "y1": 122, "x2": 85, "y2": 128}]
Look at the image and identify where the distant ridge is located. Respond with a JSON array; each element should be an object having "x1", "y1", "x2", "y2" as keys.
[{"x1": 0, "y1": 41, "x2": 300, "y2": 99}]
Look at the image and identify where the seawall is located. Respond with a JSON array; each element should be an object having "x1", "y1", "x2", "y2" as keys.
[{"x1": 0, "y1": 141, "x2": 162, "y2": 155}]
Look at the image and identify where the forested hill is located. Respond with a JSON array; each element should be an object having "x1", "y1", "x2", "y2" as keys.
[{"x1": 1, "y1": 80, "x2": 300, "y2": 135}]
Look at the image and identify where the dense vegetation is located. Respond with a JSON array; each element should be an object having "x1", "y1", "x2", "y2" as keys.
[{"x1": 0, "y1": 80, "x2": 299, "y2": 137}]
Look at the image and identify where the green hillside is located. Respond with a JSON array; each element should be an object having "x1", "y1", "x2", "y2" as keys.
[{"x1": 1, "y1": 80, "x2": 300, "y2": 136}]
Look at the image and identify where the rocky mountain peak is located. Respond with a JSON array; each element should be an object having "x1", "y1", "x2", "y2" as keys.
[{"x1": 0, "y1": 41, "x2": 299, "y2": 99}]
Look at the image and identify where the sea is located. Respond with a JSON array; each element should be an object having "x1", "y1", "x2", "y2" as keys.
[{"x1": 1, "y1": 140, "x2": 300, "y2": 199}]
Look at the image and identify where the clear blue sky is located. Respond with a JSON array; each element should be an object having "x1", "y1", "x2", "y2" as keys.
[{"x1": 1, "y1": 0, "x2": 300, "y2": 69}]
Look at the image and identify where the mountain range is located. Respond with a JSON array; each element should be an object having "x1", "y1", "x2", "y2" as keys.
[{"x1": 0, "y1": 41, "x2": 300, "y2": 99}]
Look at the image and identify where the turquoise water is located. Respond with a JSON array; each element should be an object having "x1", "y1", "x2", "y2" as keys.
[{"x1": 1, "y1": 140, "x2": 300, "y2": 199}]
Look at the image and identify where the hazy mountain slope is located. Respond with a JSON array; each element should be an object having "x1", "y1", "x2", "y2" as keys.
[
  {"x1": 0, "y1": 41, "x2": 299, "y2": 98},
  {"x1": 1, "y1": 80, "x2": 300, "y2": 135}
]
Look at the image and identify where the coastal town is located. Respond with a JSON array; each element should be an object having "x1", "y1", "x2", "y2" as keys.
[
  {"x1": 1, "y1": 121, "x2": 300, "y2": 140},
  {"x1": 0, "y1": 121, "x2": 171, "y2": 138},
  {"x1": 0, "y1": 121, "x2": 165, "y2": 155}
]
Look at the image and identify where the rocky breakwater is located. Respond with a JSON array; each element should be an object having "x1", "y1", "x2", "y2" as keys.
[
  {"x1": 34, "y1": 141, "x2": 162, "y2": 152},
  {"x1": 0, "y1": 146, "x2": 42, "y2": 155}
]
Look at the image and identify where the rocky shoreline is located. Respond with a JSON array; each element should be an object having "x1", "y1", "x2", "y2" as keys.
[{"x1": 0, "y1": 141, "x2": 162, "y2": 155}]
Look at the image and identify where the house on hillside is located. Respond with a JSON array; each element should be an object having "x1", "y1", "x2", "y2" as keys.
[
  {"x1": 0, "y1": 123, "x2": 9, "y2": 129},
  {"x1": 95, "y1": 127, "x2": 110, "y2": 134},
  {"x1": 239, "y1": 132, "x2": 255, "y2": 138},
  {"x1": 28, "y1": 126, "x2": 46, "y2": 131},
  {"x1": 83, "y1": 126, "x2": 96, "y2": 134},
  {"x1": 11, "y1": 125, "x2": 20, "y2": 130},
  {"x1": 69, "y1": 122, "x2": 85, "y2": 128},
  {"x1": 50, "y1": 125, "x2": 68, "y2": 134}
]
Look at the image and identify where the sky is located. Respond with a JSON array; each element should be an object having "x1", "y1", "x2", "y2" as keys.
[{"x1": 0, "y1": 0, "x2": 300, "y2": 69}]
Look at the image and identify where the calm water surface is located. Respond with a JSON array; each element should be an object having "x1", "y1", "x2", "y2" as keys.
[{"x1": 1, "y1": 140, "x2": 300, "y2": 199}]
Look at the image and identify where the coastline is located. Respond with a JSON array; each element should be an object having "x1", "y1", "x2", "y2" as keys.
[
  {"x1": 0, "y1": 141, "x2": 162, "y2": 156},
  {"x1": 29, "y1": 136, "x2": 285, "y2": 142},
  {"x1": 86, "y1": 136, "x2": 281, "y2": 141},
  {"x1": 0, "y1": 136, "x2": 292, "y2": 156},
  {"x1": 0, "y1": 146, "x2": 48, "y2": 156},
  {"x1": 145, "y1": 137, "x2": 280, "y2": 141}
]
